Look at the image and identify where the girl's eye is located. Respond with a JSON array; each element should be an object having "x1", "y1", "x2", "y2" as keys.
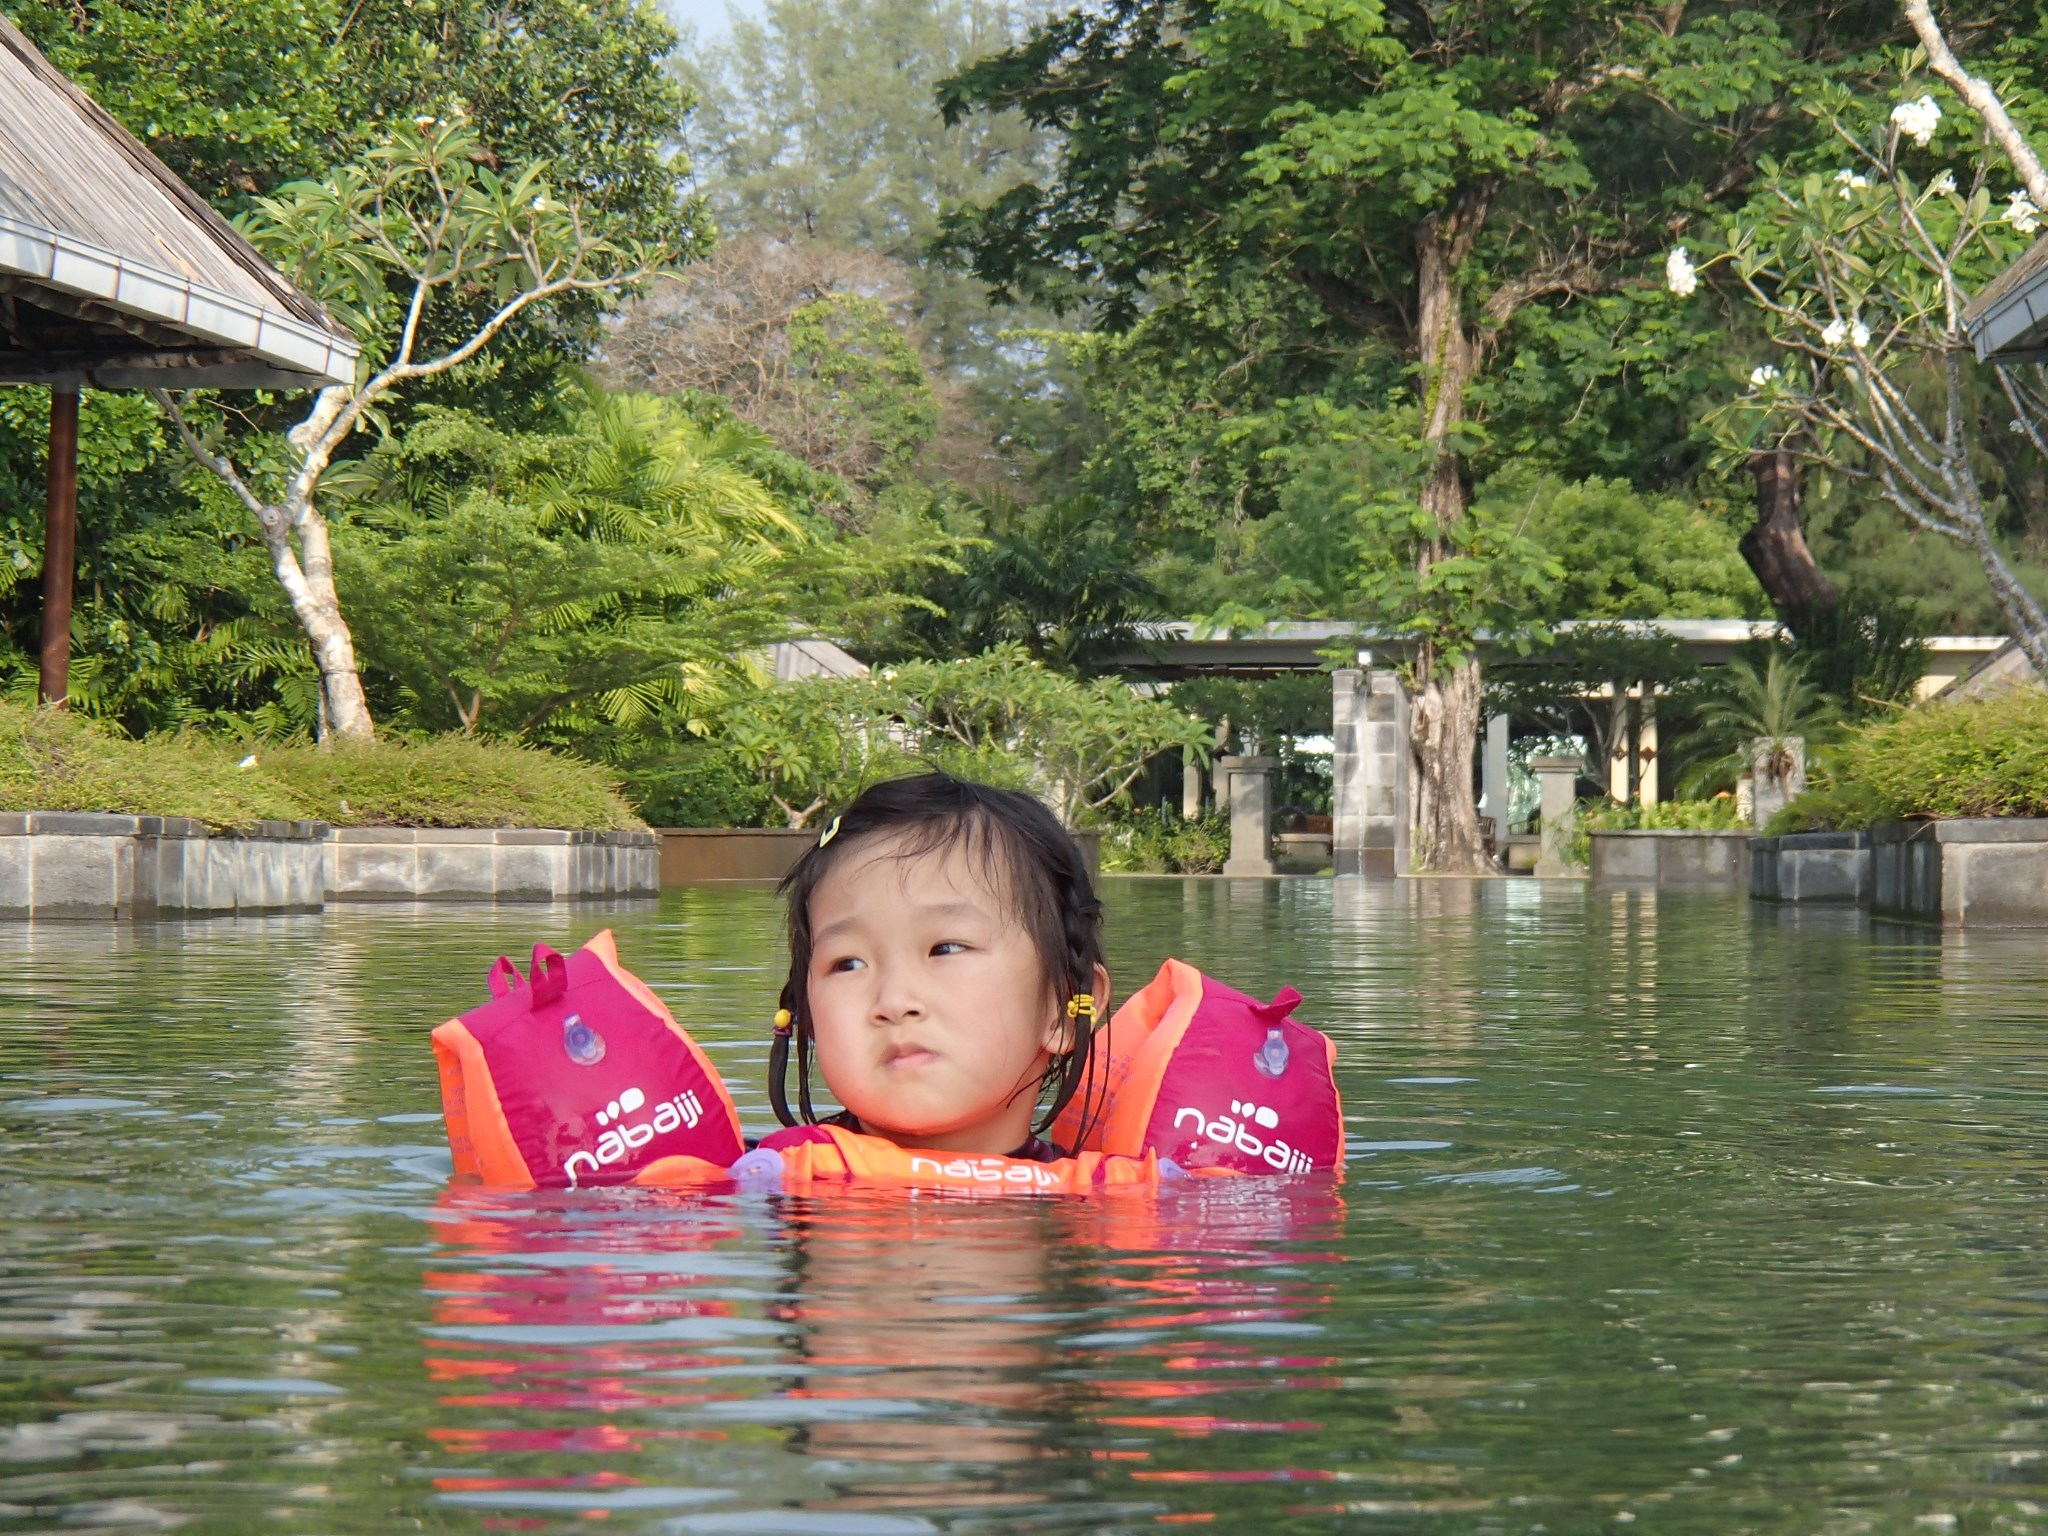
[
  {"x1": 931, "y1": 941, "x2": 969, "y2": 957},
  {"x1": 825, "y1": 955, "x2": 865, "y2": 974}
]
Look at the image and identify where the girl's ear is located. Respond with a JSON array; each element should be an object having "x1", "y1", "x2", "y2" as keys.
[{"x1": 1044, "y1": 964, "x2": 1113, "y2": 1057}]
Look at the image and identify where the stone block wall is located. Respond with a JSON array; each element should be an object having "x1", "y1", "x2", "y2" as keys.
[
  {"x1": 1749, "y1": 832, "x2": 1871, "y2": 904},
  {"x1": 1872, "y1": 818, "x2": 2048, "y2": 927},
  {"x1": 0, "y1": 813, "x2": 327, "y2": 919},
  {"x1": 1332, "y1": 667, "x2": 1409, "y2": 877},
  {"x1": 0, "y1": 817, "x2": 657, "y2": 918},
  {"x1": 1588, "y1": 830, "x2": 1751, "y2": 887},
  {"x1": 326, "y1": 827, "x2": 658, "y2": 903}
]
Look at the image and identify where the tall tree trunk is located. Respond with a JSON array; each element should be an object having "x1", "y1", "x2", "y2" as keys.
[
  {"x1": 1740, "y1": 450, "x2": 1838, "y2": 614},
  {"x1": 1408, "y1": 204, "x2": 1490, "y2": 874},
  {"x1": 255, "y1": 496, "x2": 375, "y2": 741}
]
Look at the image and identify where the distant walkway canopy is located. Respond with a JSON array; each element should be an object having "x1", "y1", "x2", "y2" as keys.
[
  {"x1": 1111, "y1": 619, "x2": 2006, "y2": 694},
  {"x1": 0, "y1": 13, "x2": 359, "y2": 708}
]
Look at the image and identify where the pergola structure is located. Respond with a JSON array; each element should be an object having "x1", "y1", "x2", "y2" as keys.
[{"x1": 0, "y1": 14, "x2": 358, "y2": 704}]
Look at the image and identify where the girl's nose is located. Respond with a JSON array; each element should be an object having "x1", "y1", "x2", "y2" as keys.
[{"x1": 872, "y1": 976, "x2": 925, "y2": 1024}]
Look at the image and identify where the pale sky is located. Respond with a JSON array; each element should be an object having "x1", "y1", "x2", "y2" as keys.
[{"x1": 666, "y1": 0, "x2": 758, "y2": 45}]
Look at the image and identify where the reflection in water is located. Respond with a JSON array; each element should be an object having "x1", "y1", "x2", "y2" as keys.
[
  {"x1": 417, "y1": 1178, "x2": 1347, "y2": 1526},
  {"x1": 2, "y1": 884, "x2": 2047, "y2": 1531}
]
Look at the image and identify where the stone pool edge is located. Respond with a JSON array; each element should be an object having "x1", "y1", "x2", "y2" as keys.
[
  {"x1": 0, "y1": 813, "x2": 657, "y2": 919},
  {"x1": 1750, "y1": 818, "x2": 2048, "y2": 927}
]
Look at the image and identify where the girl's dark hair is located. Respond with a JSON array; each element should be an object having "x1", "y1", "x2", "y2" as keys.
[{"x1": 770, "y1": 772, "x2": 1107, "y2": 1149}]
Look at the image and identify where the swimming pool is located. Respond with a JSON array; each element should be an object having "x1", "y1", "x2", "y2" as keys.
[{"x1": 2, "y1": 879, "x2": 2043, "y2": 1532}]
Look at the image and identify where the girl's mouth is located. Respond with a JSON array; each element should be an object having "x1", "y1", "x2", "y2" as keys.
[{"x1": 881, "y1": 1043, "x2": 939, "y2": 1070}]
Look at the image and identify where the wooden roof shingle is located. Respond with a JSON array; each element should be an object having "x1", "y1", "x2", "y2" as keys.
[{"x1": 0, "y1": 12, "x2": 358, "y2": 389}]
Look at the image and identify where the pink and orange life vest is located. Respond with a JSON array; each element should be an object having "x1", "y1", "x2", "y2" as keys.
[{"x1": 431, "y1": 932, "x2": 1343, "y2": 1192}]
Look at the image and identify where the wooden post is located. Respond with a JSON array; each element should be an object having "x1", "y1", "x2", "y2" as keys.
[{"x1": 39, "y1": 386, "x2": 80, "y2": 707}]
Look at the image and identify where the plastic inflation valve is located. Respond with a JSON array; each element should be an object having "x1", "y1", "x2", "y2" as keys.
[
  {"x1": 562, "y1": 1013, "x2": 607, "y2": 1065},
  {"x1": 1254, "y1": 1025, "x2": 1290, "y2": 1079}
]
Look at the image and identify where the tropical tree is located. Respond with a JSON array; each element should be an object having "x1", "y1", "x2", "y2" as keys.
[
  {"x1": 156, "y1": 119, "x2": 694, "y2": 739},
  {"x1": 602, "y1": 238, "x2": 944, "y2": 512},
  {"x1": 716, "y1": 645, "x2": 1211, "y2": 826},
  {"x1": 1682, "y1": 650, "x2": 1838, "y2": 810},
  {"x1": 680, "y1": 0, "x2": 1054, "y2": 368},
  {"x1": 896, "y1": 494, "x2": 1169, "y2": 673},
  {"x1": 1704, "y1": 76, "x2": 2048, "y2": 672},
  {"x1": 937, "y1": 0, "x2": 1887, "y2": 871},
  {"x1": 333, "y1": 391, "x2": 802, "y2": 739}
]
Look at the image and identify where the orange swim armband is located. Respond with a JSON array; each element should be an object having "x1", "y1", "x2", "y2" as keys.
[
  {"x1": 431, "y1": 939, "x2": 1341, "y2": 1191},
  {"x1": 431, "y1": 931, "x2": 745, "y2": 1189}
]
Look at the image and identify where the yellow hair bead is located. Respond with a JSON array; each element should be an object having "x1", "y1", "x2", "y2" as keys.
[
  {"x1": 1065, "y1": 994, "x2": 1096, "y2": 1021},
  {"x1": 773, "y1": 1008, "x2": 793, "y2": 1031}
]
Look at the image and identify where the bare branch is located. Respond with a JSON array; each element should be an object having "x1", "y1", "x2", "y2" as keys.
[{"x1": 1902, "y1": 0, "x2": 2048, "y2": 209}]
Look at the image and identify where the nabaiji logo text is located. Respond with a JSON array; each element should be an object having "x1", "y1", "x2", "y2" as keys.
[
  {"x1": 907, "y1": 1155, "x2": 1065, "y2": 1188},
  {"x1": 1173, "y1": 1098, "x2": 1316, "y2": 1173},
  {"x1": 562, "y1": 1085, "x2": 705, "y2": 1186}
]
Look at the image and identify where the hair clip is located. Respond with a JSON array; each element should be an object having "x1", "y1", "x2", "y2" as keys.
[
  {"x1": 1065, "y1": 994, "x2": 1096, "y2": 1021},
  {"x1": 818, "y1": 815, "x2": 842, "y2": 848},
  {"x1": 773, "y1": 1008, "x2": 793, "y2": 1034}
]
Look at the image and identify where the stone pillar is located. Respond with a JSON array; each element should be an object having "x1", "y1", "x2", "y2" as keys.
[
  {"x1": 1751, "y1": 737, "x2": 1806, "y2": 828},
  {"x1": 1219, "y1": 755, "x2": 1278, "y2": 876},
  {"x1": 1480, "y1": 712, "x2": 1510, "y2": 832},
  {"x1": 1331, "y1": 668, "x2": 1365, "y2": 874},
  {"x1": 1607, "y1": 682, "x2": 1631, "y2": 803},
  {"x1": 1362, "y1": 669, "x2": 1410, "y2": 878},
  {"x1": 1531, "y1": 754, "x2": 1584, "y2": 878},
  {"x1": 1333, "y1": 666, "x2": 1409, "y2": 876},
  {"x1": 1182, "y1": 750, "x2": 1205, "y2": 820},
  {"x1": 1638, "y1": 696, "x2": 1659, "y2": 804}
]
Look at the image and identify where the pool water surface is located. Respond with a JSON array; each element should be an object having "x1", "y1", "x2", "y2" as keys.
[{"x1": 1, "y1": 879, "x2": 2044, "y2": 1534}]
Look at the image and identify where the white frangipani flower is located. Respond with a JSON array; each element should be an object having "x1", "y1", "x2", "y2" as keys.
[
  {"x1": 1822, "y1": 318, "x2": 1847, "y2": 347},
  {"x1": 1928, "y1": 170, "x2": 1957, "y2": 197},
  {"x1": 1750, "y1": 364, "x2": 1781, "y2": 388},
  {"x1": 2005, "y1": 190, "x2": 2042, "y2": 236},
  {"x1": 1665, "y1": 247, "x2": 1698, "y2": 297},
  {"x1": 1851, "y1": 320, "x2": 1871, "y2": 349},
  {"x1": 1834, "y1": 167, "x2": 1871, "y2": 199},
  {"x1": 413, "y1": 113, "x2": 439, "y2": 129},
  {"x1": 1891, "y1": 95, "x2": 1941, "y2": 148}
]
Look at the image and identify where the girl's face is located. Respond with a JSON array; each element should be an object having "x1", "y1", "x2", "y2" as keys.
[{"x1": 803, "y1": 832, "x2": 1101, "y2": 1155}]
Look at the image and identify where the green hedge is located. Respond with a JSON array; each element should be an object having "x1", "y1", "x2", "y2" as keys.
[
  {"x1": 1568, "y1": 794, "x2": 1747, "y2": 864},
  {"x1": 0, "y1": 705, "x2": 642, "y2": 831},
  {"x1": 1101, "y1": 809, "x2": 1229, "y2": 874},
  {"x1": 1767, "y1": 687, "x2": 2048, "y2": 833}
]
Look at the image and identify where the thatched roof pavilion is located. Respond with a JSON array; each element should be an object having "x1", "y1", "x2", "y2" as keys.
[{"x1": 0, "y1": 13, "x2": 358, "y2": 701}]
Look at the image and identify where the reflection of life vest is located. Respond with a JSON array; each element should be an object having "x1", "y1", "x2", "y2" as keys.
[{"x1": 433, "y1": 938, "x2": 1340, "y2": 1190}]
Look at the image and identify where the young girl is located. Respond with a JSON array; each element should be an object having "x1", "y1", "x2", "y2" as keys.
[{"x1": 759, "y1": 773, "x2": 1111, "y2": 1163}]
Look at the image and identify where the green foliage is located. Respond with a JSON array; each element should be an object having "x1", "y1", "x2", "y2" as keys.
[
  {"x1": 682, "y1": 0, "x2": 1055, "y2": 370},
  {"x1": 260, "y1": 737, "x2": 642, "y2": 828},
  {"x1": 0, "y1": 705, "x2": 305, "y2": 828},
  {"x1": 1481, "y1": 466, "x2": 1764, "y2": 621},
  {"x1": 1780, "y1": 595, "x2": 1929, "y2": 718},
  {"x1": 706, "y1": 646, "x2": 1211, "y2": 827},
  {"x1": 332, "y1": 392, "x2": 801, "y2": 739},
  {"x1": 1100, "y1": 809, "x2": 1228, "y2": 874},
  {"x1": 616, "y1": 741, "x2": 780, "y2": 829},
  {"x1": 895, "y1": 495, "x2": 1168, "y2": 672},
  {"x1": 783, "y1": 295, "x2": 941, "y2": 488},
  {"x1": 0, "y1": 705, "x2": 638, "y2": 829},
  {"x1": 1568, "y1": 793, "x2": 1747, "y2": 865},
  {"x1": 1682, "y1": 651, "x2": 1839, "y2": 794},
  {"x1": 1762, "y1": 779, "x2": 1900, "y2": 835},
  {"x1": 1821, "y1": 687, "x2": 2048, "y2": 822},
  {"x1": 10, "y1": 0, "x2": 695, "y2": 235},
  {"x1": 241, "y1": 116, "x2": 676, "y2": 372}
]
